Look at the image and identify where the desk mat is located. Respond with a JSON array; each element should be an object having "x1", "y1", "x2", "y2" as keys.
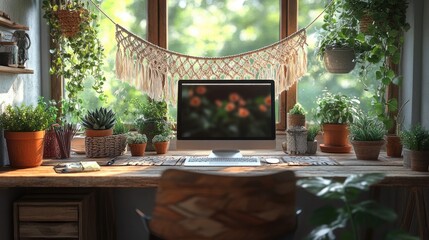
[{"x1": 106, "y1": 155, "x2": 339, "y2": 166}]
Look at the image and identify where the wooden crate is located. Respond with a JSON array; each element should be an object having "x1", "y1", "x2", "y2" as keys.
[{"x1": 14, "y1": 193, "x2": 96, "y2": 240}]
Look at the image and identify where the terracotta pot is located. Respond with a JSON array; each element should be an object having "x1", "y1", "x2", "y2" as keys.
[
  {"x1": 129, "y1": 143, "x2": 147, "y2": 156},
  {"x1": 153, "y1": 141, "x2": 170, "y2": 154},
  {"x1": 85, "y1": 128, "x2": 113, "y2": 137},
  {"x1": 320, "y1": 124, "x2": 351, "y2": 153},
  {"x1": 287, "y1": 114, "x2": 305, "y2": 129},
  {"x1": 306, "y1": 140, "x2": 318, "y2": 154},
  {"x1": 323, "y1": 46, "x2": 356, "y2": 73},
  {"x1": 385, "y1": 134, "x2": 402, "y2": 157},
  {"x1": 4, "y1": 131, "x2": 45, "y2": 168},
  {"x1": 408, "y1": 149, "x2": 429, "y2": 172},
  {"x1": 351, "y1": 140, "x2": 385, "y2": 160}
]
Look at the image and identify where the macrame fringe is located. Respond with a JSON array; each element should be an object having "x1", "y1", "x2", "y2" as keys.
[{"x1": 115, "y1": 24, "x2": 307, "y2": 104}]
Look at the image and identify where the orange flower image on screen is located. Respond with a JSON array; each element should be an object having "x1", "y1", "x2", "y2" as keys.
[{"x1": 180, "y1": 84, "x2": 272, "y2": 138}]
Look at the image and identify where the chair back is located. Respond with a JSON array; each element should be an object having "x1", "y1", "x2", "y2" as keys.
[{"x1": 149, "y1": 169, "x2": 296, "y2": 240}]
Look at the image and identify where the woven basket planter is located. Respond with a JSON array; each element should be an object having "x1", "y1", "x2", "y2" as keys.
[
  {"x1": 85, "y1": 134, "x2": 127, "y2": 158},
  {"x1": 359, "y1": 13, "x2": 373, "y2": 34},
  {"x1": 56, "y1": 9, "x2": 87, "y2": 38}
]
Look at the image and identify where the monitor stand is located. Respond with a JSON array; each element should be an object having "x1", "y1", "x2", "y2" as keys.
[{"x1": 208, "y1": 149, "x2": 243, "y2": 158}]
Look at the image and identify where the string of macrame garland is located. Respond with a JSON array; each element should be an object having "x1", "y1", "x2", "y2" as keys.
[{"x1": 115, "y1": 24, "x2": 307, "y2": 104}]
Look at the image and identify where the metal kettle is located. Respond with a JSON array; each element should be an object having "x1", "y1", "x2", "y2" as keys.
[{"x1": 12, "y1": 30, "x2": 31, "y2": 68}]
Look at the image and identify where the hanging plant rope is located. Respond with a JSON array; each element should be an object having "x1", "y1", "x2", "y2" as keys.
[{"x1": 88, "y1": 0, "x2": 330, "y2": 103}]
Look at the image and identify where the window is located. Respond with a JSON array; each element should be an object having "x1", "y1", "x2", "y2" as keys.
[{"x1": 52, "y1": 0, "x2": 298, "y2": 129}]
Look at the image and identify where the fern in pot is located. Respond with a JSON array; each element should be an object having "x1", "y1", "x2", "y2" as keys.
[{"x1": 349, "y1": 113, "x2": 387, "y2": 160}]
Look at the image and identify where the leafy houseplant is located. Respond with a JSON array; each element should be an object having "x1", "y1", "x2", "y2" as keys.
[
  {"x1": 316, "y1": 0, "x2": 366, "y2": 73},
  {"x1": 135, "y1": 99, "x2": 171, "y2": 151},
  {"x1": 349, "y1": 113, "x2": 387, "y2": 160},
  {"x1": 81, "y1": 107, "x2": 116, "y2": 137},
  {"x1": 346, "y1": 0, "x2": 410, "y2": 133},
  {"x1": 287, "y1": 103, "x2": 306, "y2": 129},
  {"x1": 126, "y1": 132, "x2": 148, "y2": 156},
  {"x1": 400, "y1": 125, "x2": 429, "y2": 171},
  {"x1": 297, "y1": 173, "x2": 417, "y2": 240},
  {"x1": 0, "y1": 102, "x2": 53, "y2": 168},
  {"x1": 315, "y1": 91, "x2": 360, "y2": 153},
  {"x1": 42, "y1": 0, "x2": 106, "y2": 121},
  {"x1": 306, "y1": 124, "x2": 320, "y2": 155},
  {"x1": 152, "y1": 134, "x2": 171, "y2": 154}
]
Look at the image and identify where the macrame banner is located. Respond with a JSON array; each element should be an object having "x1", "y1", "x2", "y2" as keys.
[{"x1": 115, "y1": 24, "x2": 307, "y2": 103}]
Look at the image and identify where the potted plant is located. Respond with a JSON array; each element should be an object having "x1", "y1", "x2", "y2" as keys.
[
  {"x1": 297, "y1": 173, "x2": 418, "y2": 239},
  {"x1": 287, "y1": 103, "x2": 306, "y2": 129},
  {"x1": 126, "y1": 132, "x2": 148, "y2": 156},
  {"x1": 135, "y1": 99, "x2": 170, "y2": 151},
  {"x1": 152, "y1": 134, "x2": 171, "y2": 154},
  {"x1": 42, "y1": 0, "x2": 106, "y2": 120},
  {"x1": 81, "y1": 107, "x2": 116, "y2": 137},
  {"x1": 316, "y1": 0, "x2": 365, "y2": 73},
  {"x1": 306, "y1": 124, "x2": 320, "y2": 155},
  {"x1": 0, "y1": 102, "x2": 53, "y2": 168},
  {"x1": 400, "y1": 125, "x2": 429, "y2": 172},
  {"x1": 315, "y1": 90, "x2": 360, "y2": 153},
  {"x1": 349, "y1": 113, "x2": 387, "y2": 160}
]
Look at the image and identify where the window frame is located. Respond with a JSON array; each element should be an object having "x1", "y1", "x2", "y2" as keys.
[{"x1": 49, "y1": 0, "x2": 298, "y2": 130}]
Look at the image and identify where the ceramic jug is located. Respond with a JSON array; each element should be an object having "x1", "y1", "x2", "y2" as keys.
[{"x1": 12, "y1": 30, "x2": 31, "y2": 68}]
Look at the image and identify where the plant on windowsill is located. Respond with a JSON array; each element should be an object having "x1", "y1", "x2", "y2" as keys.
[
  {"x1": 297, "y1": 173, "x2": 418, "y2": 240},
  {"x1": 0, "y1": 101, "x2": 54, "y2": 168},
  {"x1": 287, "y1": 103, "x2": 306, "y2": 129},
  {"x1": 306, "y1": 124, "x2": 320, "y2": 155},
  {"x1": 349, "y1": 112, "x2": 387, "y2": 160},
  {"x1": 152, "y1": 134, "x2": 172, "y2": 155},
  {"x1": 126, "y1": 132, "x2": 148, "y2": 157},
  {"x1": 42, "y1": 0, "x2": 106, "y2": 122},
  {"x1": 400, "y1": 125, "x2": 429, "y2": 172},
  {"x1": 315, "y1": 90, "x2": 360, "y2": 153}
]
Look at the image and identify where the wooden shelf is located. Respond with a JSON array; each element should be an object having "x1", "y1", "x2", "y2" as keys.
[
  {"x1": 0, "y1": 65, "x2": 33, "y2": 74},
  {"x1": 0, "y1": 16, "x2": 29, "y2": 30}
]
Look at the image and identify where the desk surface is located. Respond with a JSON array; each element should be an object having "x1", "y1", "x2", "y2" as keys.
[{"x1": 1, "y1": 151, "x2": 428, "y2": 188}]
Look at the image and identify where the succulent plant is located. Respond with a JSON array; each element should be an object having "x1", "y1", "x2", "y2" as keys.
[
  {"x1": 152, "y1": 134, "x2": 171, "y2": 143},
  {"x1": 126, "y1": 132, "x2": 148, "y2": 144},
  {"x1": 81, "y1": 107, "x2": 116, "y2": 130},
  {"x1": 288, "y1": 103, "x2": 306, "y2": 115}
]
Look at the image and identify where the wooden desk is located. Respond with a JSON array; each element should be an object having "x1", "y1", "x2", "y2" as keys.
[{"x1": 1, "y1": 151, "x2": 428, "y2": 188}]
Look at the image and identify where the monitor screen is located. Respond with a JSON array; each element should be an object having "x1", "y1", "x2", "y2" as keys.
[{"x1": 176, "y1": 80, "x2": 276, "y2": 152}]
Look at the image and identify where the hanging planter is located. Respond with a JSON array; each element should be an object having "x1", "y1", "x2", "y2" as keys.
[
  {"x1": 359, "y1": 13, "x2": 373, "y2": 34},
  {"x1": 323, "y1": 45, "x2": 356, "y2": 74},
  {"x1": 56, "y1": 8, "x2": 88, "y2": 38}
]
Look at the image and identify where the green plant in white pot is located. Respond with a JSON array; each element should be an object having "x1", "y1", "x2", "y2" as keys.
[
  {"x1": 400, "y1": 125, "x2": 429, "y2": 171},
  {"x1": 0, "y1": 102, "x2": 53, "y2": 168},
  {"x1": 349, "y1": 113, "x2": 387, "y2": 160},
  {"x1": 315, "y1": 90, "x2": 360, "y2": 153}
]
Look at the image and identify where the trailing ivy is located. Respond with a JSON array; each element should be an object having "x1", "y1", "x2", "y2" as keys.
[{"x1": 42, "y1": 0, "x2": 106, "y2": 122}]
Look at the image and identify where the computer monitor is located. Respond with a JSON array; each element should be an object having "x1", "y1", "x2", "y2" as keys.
[{"x1": 176, "y1": 79, "x2": 276, "y2": 157}]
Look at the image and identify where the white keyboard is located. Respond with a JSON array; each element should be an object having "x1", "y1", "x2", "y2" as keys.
[{"x1": 183, "y1": 157, "x2": 261, "y2": 166}]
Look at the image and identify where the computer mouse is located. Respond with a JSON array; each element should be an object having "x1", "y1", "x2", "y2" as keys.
[{"x1": 265, "y1": 158, "x2": 280, "y2": 164}]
